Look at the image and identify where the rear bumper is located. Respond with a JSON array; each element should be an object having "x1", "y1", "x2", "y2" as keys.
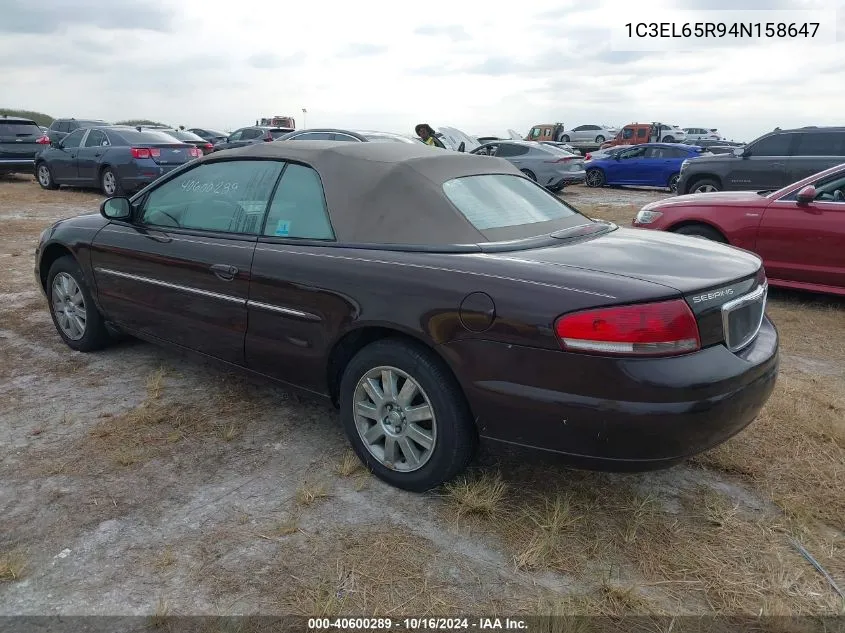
[
  {"x1": 440, "y1": 316, "x2": 778, "y2": 470},
  {"x1": 118, "y1": 163, "x2": 183, "y2": 192},
  {"x1": 1, "y1": 158, "x2": 35, "y2": 174},
  {"x1": 546, "y1": 171, "x2": 586, "y2": 189}
]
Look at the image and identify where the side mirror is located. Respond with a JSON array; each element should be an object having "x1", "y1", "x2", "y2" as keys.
[
  {"x1": 51, "y1": 139, "x2": 62, "y2": 148},
  {"x1": 457, "y1": 141, "x2": 466, "y2": 153},
  {"x1": 796, "y1": 185, "x2": 816, "y2": 204},
  {"x1": 733, "y1": 147, "x2": 747, "y2": 157},
  {"x1": 100, "y1": 197, "x2": 132, "y2": 221}
]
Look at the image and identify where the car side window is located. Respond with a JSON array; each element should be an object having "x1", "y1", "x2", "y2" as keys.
[
  {"x1": 228, "y1": 130, "x2": 243, "y2": 141},
  {"x1": 292, "y1": 132, "x2": 335, "y2": 140},
  {"x1": 141, "y1": 160, "x2": 284, "y2": 234},
  {"x1": 792, "y1": 132, "x2": 845, "y2": 157},
  {"x1": 748, "y1": 133, "x2": 794, "y2": 157},
  {"x1": 496, "y1": 144, "x2": 522, "y2": 157},
  {"x1": 573, "y1": 125, "x2": 586, "y2": 132},
  {"x1": 241, "y1": 128, "x2": 261, "y2": 140},
  {"x1": 83, "y1": 129, "x2": 108, "y2": 147},
  {"x1": 621, "y1": 147, "x2": 647, "y2": 159},
  {"x1": 61, "y1": 129, "x2": 86, "y2": 148},
  {"x1": 622, "y1": 128, "x2": 634, "y2": 139},
  {"x1": 263, "y1": 163, "x2": 334, "y2": 240},
  {"x1": 643, "y1": 147, "x2": 664, "y2": 158},
  {"x1": 636, "y1": 128, "x2": 648, "y2": 139}
]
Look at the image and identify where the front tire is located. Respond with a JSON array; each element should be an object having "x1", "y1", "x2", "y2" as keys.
[
  {"x1": 521, "y1": 169, "x2": 537, "y2": 182},
  {"x1": 100, "y1": 167, "x2": 123, "y2": 196},
  {"x1": 585, "y1": 168, "x2": 605, "y2": 188},
  {"x1": 561, "y1": 135, "x2": 570, "y2": 142},
  {"x1": 36, "y1": 162, "x2": 58, "y2": 190},
  {"x1": 663, "y1": 136, "x2": 675, "y2": 143},
  {"x1": 595, "y1": 135, "x2": 605, "y2": 143},
  {"x1": 339, "y1": 339, "x2": 477, "y2": 492},
  {"x1": 47, "y1": 256, "x2": 111, "y2": 352},
  {"x1": 672, "y1": 224, "x2": 726, "y2": 242}
]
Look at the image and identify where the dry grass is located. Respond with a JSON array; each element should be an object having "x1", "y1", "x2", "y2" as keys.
[
  {"x1": 443, "y1": 471, "x2": 508, "y2": 519},
  {"x1": 335, "y1": 450, "x2": 363, "y2": 477},
  {"x1": 0, "y1": 551, "x2": 27, "y2": 582},
  {"x1": 295, "y1": 481, "x2": 331, "y2": 506},
  {"x1": 48, "y1": 368, "x2": 258, "y2": 474},
  {"x1": 153, "y1": 547, "x2": 176, "y2": 571},
  {"x1": 767, "y1": 294, "x2": 845, "y2": 362},
  {"x1": 279, "y1": 526, "x2": 472, "y2": 616},
  {"x1": 694, "y1": 371, "x2": 844, "y2": 528}
]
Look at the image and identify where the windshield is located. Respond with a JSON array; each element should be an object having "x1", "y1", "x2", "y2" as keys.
[
  {"x1": 167, "y1": 129, "x2": 206, "y2": 142},
  {"x1": 112, "y1": 129, "x2": 187, "y2": 144},
  {"x1": 0, "y1": 121, "x2": 42, "y2": 136},
  {"x1": 442, "y1": 174, "x2": 591, "y2": 240},
  {"x1": 364, "y1": 134, "x2": 417, "y2": 144},
  {"x1": 268, "y1": 129, "x2": 292, "y2": 138}
]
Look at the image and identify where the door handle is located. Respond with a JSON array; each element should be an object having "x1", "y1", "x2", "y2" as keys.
[{"x1": 210, "y1": 264, "x2": 238, "y2": 280}]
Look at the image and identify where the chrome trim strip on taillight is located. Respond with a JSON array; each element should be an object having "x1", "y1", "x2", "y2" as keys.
[{"x1": 721, "y1": 281, "x2": 768, "y2": 353}]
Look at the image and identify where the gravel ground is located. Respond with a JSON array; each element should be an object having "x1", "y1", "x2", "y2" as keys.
[{"x1": 1, "y1": 175, "x2": 842, "y2": 620}]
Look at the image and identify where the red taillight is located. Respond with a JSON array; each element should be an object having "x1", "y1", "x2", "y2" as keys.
[
  {"x1": 264, "y1": 133, "x2": 273, "y2": 141},
  {"x1": 131, "y1": 147, "x2": 161, "y2": 159},
  {"x1": 189, "y1": 147, "x2": 201, "y2": 157},
  {"x1": 554, "y1": 299, "x2": 700, "y2": 357},
  {"x1": 204, "y1": 143, "x2": 213, "y2": 151},
  {"x1": 37, "y1": 135, "x2": 50, "y2": 144},
  {"x1": 585, "y1": 153, "x2": 592, "y2": 160},
  {"x1": 546, "y1": 156, "x2": 579, "y2": 163}
]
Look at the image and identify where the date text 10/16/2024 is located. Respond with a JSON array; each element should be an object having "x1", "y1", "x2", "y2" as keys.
[{"x1": 308, "y1": 617, "x2": 528, "y2": 630}]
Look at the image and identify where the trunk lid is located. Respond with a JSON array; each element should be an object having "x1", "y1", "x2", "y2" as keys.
[
  {"x1": 147, "y1": 144, "x2": 194, "y2": 165},
  {"x1": 504, "y1": 226, "x2": 761, "y2": 295}
]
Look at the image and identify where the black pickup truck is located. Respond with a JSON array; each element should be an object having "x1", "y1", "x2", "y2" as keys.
[{"x1": 0, "y1": 115, "x2": 48, "y2": 176}]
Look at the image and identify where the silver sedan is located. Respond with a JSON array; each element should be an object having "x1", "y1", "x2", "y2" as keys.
[{"x1": 470, "y1": 140, "x2": 585, "y2": 191}]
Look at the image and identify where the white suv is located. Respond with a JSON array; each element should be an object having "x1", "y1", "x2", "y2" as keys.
[
  {"x1": 684, "y1": 127, "x2": 722, "y2": 141},
  {"x1": 657, "y1": 124, "x2": 687, "y2": 142}
]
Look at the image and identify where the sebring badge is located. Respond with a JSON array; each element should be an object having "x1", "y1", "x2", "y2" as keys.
[{"x1": 692, "y1": 287, "x2": 735, "y2": 303}]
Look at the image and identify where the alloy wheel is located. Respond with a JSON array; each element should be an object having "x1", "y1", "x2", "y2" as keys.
[
  {"x1": 586, "y1": 170, "x2": 604, "y2": 187},
  {"x1": 37, "y1": 164, "x2": 51, "y2": 187},
  {"x1": 669, "y1": 175, "x2": 679, "y2": 192},
  {"x1": 102, "y1": 170, "x2": 116, "y2": 196},
  {"x1": 353, "y1": 366, "x2": 437, "y2": 472},
  {"x1": 695, "y1": 184, "x2": 718, "y2": 193},
  {"x1": 51, "y1": 272, "x2": 87, "y2": 341}
]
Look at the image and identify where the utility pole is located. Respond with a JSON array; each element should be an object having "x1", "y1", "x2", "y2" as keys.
[{"x1": 302, "y1": 107, "x2": 307, "y2": 129}]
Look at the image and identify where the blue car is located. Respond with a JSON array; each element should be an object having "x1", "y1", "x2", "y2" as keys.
[{"x1": 584, "y1": 143, "x2": 709, "y2": 192}]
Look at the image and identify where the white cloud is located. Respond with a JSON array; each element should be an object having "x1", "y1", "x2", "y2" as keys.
[{"x1": 1, "y1": 0, "x2": 843, "y2": 142}]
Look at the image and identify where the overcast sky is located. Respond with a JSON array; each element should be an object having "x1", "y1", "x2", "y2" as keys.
[{"x1": 2, "y1": 0, "x2": 843, "y2": 142}]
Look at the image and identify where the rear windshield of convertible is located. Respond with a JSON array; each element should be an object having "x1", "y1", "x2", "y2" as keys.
[{"x1": 442, "y1": 174, "x2": 589, "y2": 234}]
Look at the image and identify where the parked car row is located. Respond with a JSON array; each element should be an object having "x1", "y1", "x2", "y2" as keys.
[{"x1": 581, "y1": 126, "x2": 845, "y2": 195}]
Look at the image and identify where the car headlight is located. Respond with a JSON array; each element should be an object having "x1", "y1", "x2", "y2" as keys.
[{"x1": 635, "y1": 209, "x2": 663, "y2": 224}]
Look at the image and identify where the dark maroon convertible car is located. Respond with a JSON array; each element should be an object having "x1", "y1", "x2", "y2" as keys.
[{"x1": 34, "y1": 141, "x2": 778, "y2": 491}]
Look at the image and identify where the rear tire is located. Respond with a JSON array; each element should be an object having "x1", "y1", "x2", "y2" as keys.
[
  {"x1": 672, "y1": 224, "x2": 726, "y2": 243},
  {"x1": 339, "y1": 339, "x2": 477, "y2": 492},
  {"x1": 100, "y1": 167, "x2": 123, "y2": 196},
  {"x1": 668, "y1": 173, "x2": 680, "y2": 192},
  {"x1": 585, "y1": 168, "x2": 605, "y2": 188},
  {"x1": 521, "y1": 169, "x2": 537, "y2": 182},
  {"x1": 46, "y1": 256, "x2": 112, "y2": 352},
  {"x1": 36, "y1": 162, "x2": 58, "y2": 190},
  {"x1": 663, "y1": 136, "x2": 675, "y2": 143},
  {"x1": 561, "y1": 135, "x2": 570, "y2": 142},
  {"x1": 595, "y1": 135, "x2": 605, "y2": 143}
]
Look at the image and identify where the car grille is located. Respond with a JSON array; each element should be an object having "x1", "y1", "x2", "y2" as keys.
[{"x1": 721, "y1": 281, "x2": 768, "y2": 352}]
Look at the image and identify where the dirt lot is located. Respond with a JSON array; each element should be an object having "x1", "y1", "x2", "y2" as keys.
[{"x1": 1, "y1": 174, "x2": 843, "y2": 622}]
